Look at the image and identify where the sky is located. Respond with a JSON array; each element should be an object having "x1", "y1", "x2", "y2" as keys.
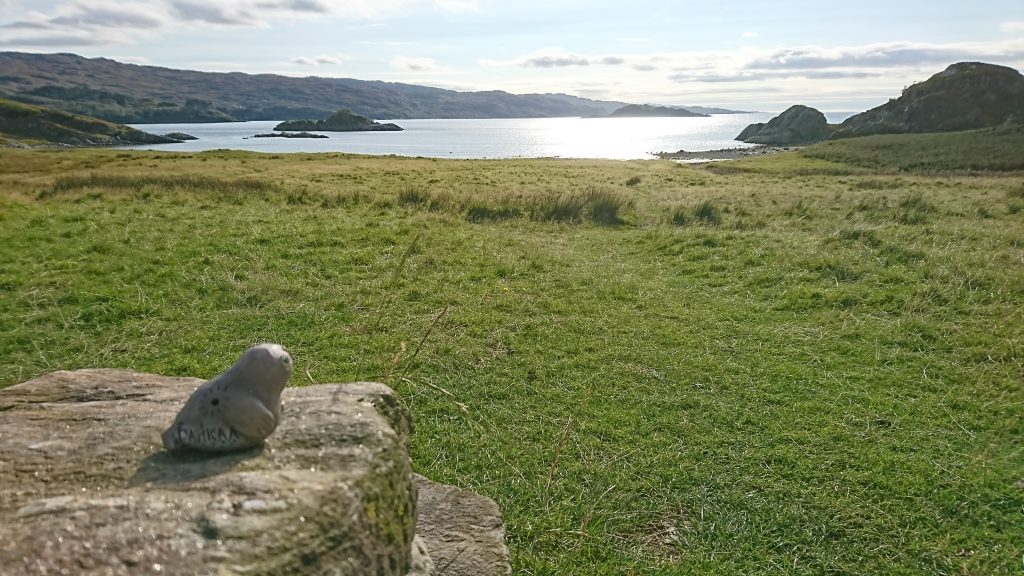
[{"x1": 1, "y1": 0, "x2": 1022, "y2": 112}]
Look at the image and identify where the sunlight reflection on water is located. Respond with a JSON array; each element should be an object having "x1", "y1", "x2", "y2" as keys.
[{"x1": 127, "y1": 113, "x2": 854, "y2": 159}]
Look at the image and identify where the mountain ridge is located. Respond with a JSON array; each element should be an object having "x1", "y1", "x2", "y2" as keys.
[{"x1": 0, "y1": 52, "x2": 634, "y2": 122}]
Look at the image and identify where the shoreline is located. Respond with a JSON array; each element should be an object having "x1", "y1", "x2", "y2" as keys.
[
  {"x1": 654, "y1": 145, "x2": 799, "y2": 162},
  {"x1": 3, "y1": 139, "x2": 800, "y2": 162}
]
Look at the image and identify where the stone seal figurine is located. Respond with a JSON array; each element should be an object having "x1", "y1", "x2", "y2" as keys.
[{"x1": 162, "y1": 343, "x2": 293, "y2": 452}]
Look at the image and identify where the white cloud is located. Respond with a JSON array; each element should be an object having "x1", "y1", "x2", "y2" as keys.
[
  {"x1": 390, "y1": 55, "x2": 453, "y2": 73},
  {"x1": 0, "y1": 0, "x2": 417, "y2": 48},
  {"x1": 746, "y1": 40, "x2": 1024, "y2": 70},
  {"x1": 116, "y1": 55, "x2": 153, "y2": 65},
  {"x1": 470, "y1": 38, "x2": 1024, "y2": 111},
  {"x1": 496, "y1": 39, "x2": 1024, "y2": 87},
  {"x1": 0, "y1": 31, "x2": 126, "y2": 46},
  {"x1": 169, "y1": 1, "x2": 259, "y2": 26},
  {"x1": 1001, "y1": 21, "x2": 1024, "y2": 33},
  {"x1": 515, "y1": 48, "x2": 648, "y2": 69},
  {"x1": 292, "y1": 54, "x2": 344, "y2": 65},
  {"x1": 50, "y1": 3, "x2": 166, "y2": 28},
  {"x1": 742, "y1": 31, "x2": 758, "y2": 38},
  {"x1": 283, "y1": 0, "x2": 413, "y2": 19},
  {"x1": 521, "y1": 49, "x2": 590, "y2": 68}
]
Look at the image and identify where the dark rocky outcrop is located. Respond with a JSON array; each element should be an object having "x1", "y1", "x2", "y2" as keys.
[
  {"x1": 835, "y1": 62, "x2": 1024, "y2": 138},
  {"x1": 736, "y1": 105, "x2": 832, "y2": 145},
  {"x1": 0, "y1": 369, "x2": 510, "y2": 576},
  {"x1": 735, "y1": 122, "x2": 765, "y2": 141},
  {"x1": 275, "y1": 109, "x2": 403, "y2": 132},
  {"x1": 163, "y1": 132, "x2": 197, "y2": 140},
  {"x1": 0, "y1": 98, "x2": 179, "y2": 147}
]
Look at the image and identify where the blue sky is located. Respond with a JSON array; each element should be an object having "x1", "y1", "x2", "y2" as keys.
[{"x1": 1, "y1": 0, "x2": 1022, "y2": 112}]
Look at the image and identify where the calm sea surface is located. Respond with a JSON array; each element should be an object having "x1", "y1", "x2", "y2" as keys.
[{"x1": 128, "y1": 113, "x2": 855, "y2": 159}]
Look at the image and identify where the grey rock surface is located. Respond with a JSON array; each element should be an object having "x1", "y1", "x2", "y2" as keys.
[
  {"x1": 0, "y1": 369, "x2": 418, "y2": 576},
  {"x1": 736, "y1": 104, "x2": 831, "y2": 145},
  {"x1": 415, "y1": 475, "x2": 512, "y2": 576},
  {"x1": 407, "y1": 535, "x2": 436, "y2": 576},
  {"x1": 734, "y1": 122, "x2": 765, "y2": 141}
]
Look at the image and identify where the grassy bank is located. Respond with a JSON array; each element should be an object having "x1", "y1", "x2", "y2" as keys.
[
  {"x1": 801, "y1": 125, "x2": 1024, "y2": 173},
  {"x1": 1, "y1": 145, "x2": 1022, "y2": 574}
]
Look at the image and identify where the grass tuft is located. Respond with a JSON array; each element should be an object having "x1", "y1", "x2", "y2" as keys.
[
  {"x1": 49, "y1": 173, "x2": 277, "y2": 196},
  {"x1": 397, "y1": 184, "x2": 432, "y2": 206},
  {"x1": 693, "y1": 199, "x2": 722, "y2": 225},
  {"x1": 894, "y1": 191, "x2": 936, "y2": 224},
  {"x1": 585, "y1": 189, "x2": 631, "y2": 225},
  {"x1": 534, "y1": 192, "x2": 588, "y2": 223},
  {"x1": 670, "y1": 206, "x2": 689, "y2": 226},
  {"x1": 466, "y1": 203, "x2": 521, "y2": 222}
]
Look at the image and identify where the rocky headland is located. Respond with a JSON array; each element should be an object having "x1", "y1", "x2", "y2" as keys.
[
  {"x1": 734, "y1": 104, "x2": 831, "y2": 146},
  {"x1": 735, "y1": 62, "x2": 1024, "y2": 146},
  {"x1": 833, "y1": 61, "x2": 1024, "y2": 137},
  {"x1": 0, "y1": 98, "x2": 182, "y2": 147}
]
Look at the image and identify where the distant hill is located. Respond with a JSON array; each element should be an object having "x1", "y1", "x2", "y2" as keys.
[
  {"x1": 835, "y1": 62, "x2": 1024, "y2": 137},
  {"x1": 605, "y1": 104, "x2": 708, "y2": 118},
  {"x1": 674, "y1": 105, "x2": 751, "y2": 115},
  {"x1": 0, "y1": 52, "x2": 630, "y2": 123},
  {"x1": 0, "y1": 98, "x2": 178, "y2": 146}
]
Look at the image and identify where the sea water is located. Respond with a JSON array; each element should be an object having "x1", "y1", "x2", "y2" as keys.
[{"x1": 127, "y1": 113, "x2": 855, "y2": 160}]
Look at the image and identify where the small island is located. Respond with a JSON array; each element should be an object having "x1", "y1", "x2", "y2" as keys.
[
  {"x1": 250, "y1": 132, "x2": 329, "y2": 139},
  {"x1": 274, "y1": 109, "x2": 403, "y2": 132},
  {"x1": 603, "y1": 104, "x2": 709, "y2": 118}
]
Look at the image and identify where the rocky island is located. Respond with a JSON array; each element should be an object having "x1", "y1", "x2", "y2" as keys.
[
  {"x1": 602, "y1": 104, "x2": 708, "y2": 118},
  {"x1": 275, "y1": 109, "x2": 403, "y2": 132},
  {"x1": 251, "y1": 131, "x2": 329, "y2": 139}
]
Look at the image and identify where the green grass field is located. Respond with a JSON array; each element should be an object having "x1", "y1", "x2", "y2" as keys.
[{"x1": 1, "y1": 135, "x2": 1022, "y2": 574}]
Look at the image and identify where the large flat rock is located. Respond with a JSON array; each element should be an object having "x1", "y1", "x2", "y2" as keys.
[
  {"x1": 0, "y1": 369, "x2": 418, "y2": 576},
  {"x1": 415, "y1": 475, "x2": 512, "y2": 576}
]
